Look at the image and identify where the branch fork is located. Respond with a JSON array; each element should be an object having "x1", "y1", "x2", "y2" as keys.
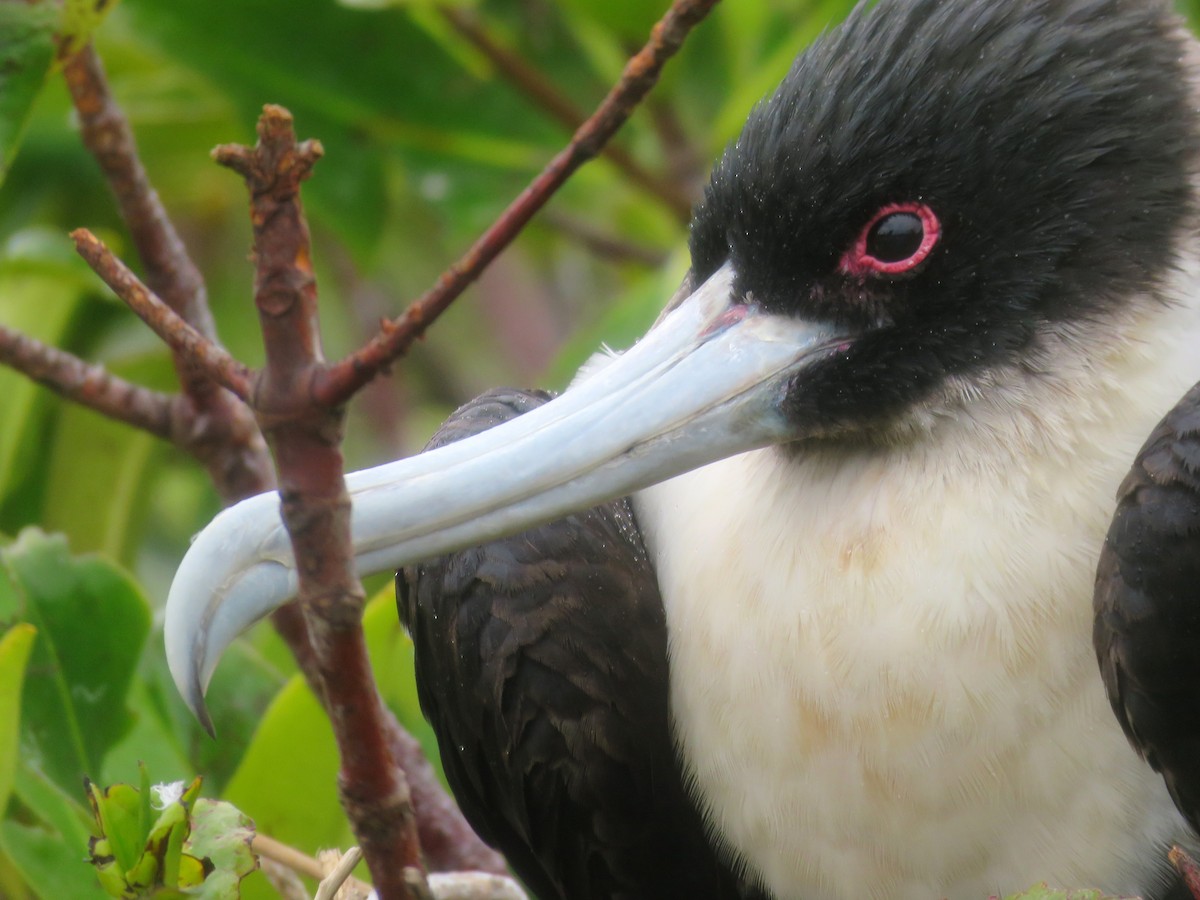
[{"x1": 0, "y1": 2, "x2": 725, "y2": 896}]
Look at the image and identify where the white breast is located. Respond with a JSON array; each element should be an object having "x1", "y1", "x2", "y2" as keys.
[{"x1": 635, "y1": 274, "x2": 1200, "y2": 899}]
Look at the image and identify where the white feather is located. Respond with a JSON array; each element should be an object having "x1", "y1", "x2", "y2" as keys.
[{"x1": 635, "y1": 256, "x2": 1200, "y2": 899}]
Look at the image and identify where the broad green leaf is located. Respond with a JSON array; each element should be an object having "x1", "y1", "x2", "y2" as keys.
[
  {"x1": 12, "y1": 758, "x2": 95, "y2": 849},
  {"x1": 5, "y1": 530, "x2": 151, "y2": 797},
  {"x1": 1, "y1": 759, "x2": 106, "y2": 900},
  {"x1": 223, "y1": 677, "x2": 353, "y2": 857},
  {"x1": 0, "y1": 624, "x2": 37, "y2": 816},
  {"x1": 0, "y1": 849, "x2": 28, "y2": 900},
  {"x1": 0, "y1": 818, "x2": 109, "y2": 900},
  {"x1": 0, "y1": 3, "x2": 58, "y2": 186},
  {"x1": 0, "y1": 272, "x2": 87, "y2": 527},
  {"x1": 41, "y1": 404, "x2": 159, "y2": 563}
]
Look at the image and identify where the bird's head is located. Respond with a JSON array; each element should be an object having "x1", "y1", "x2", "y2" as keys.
[
  {"x1": 165, "y1": 0, "x2": 1200, "y2": 726},
  {"x1": 691, "y1": 0, "x2": 1198, "y2": 443}
]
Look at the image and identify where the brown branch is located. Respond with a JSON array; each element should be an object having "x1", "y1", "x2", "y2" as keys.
[
  {"x1": 438, "y1": 6, "x2": 692, "y2": 223},
  {"x1": 318, "y1": 0, "x2": 722, "y2": 406},
  {"x1": 64, "y1": 44, "x2": 217, "y2": 349},
  {"x1": 71, "y1": 229, "x2": 255, "y2": 402},
  {"x1": 0, "y1": 326, "x2": 176, "y2": 439},
  {"x1": 215, "y1": 105, "x2": 420, "y2": 900},
  {"x1": 64, "y1": 43, "x2": 273, "y2": 505},
  {"x1": 60, "y1": 41, "x2": 497, "y2": 886}
]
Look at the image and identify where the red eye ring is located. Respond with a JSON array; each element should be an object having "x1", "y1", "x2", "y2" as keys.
[{"x1": 839, "y1": 202, "x2": 941, "y2": 277}]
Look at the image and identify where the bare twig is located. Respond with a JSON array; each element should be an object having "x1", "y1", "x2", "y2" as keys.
[
  {"x1": 63, "y1": 42, "x2": 272, "y2": 505},
  {"x1": 438, "y1": 6, "x2": 692, "y2": 223},
  {"x1": 0, "y1": 326, "x2": 176, "y2": 439},
  {"x1": 215, "y1": 105, "x2": 419, "y2": 900},
  {"x1": 318, "y1": 0, "x2": 721, "y2": 406},
  {"x1": 253, "y1": 833, "x2": 328, "y2": 882},
  {"x1": 64, "y1": 44, "x2": 217, "y2": 348},
  {"x1": 314, "y1": 847, "x2": 366, "y2": 900},
  {"x1": 51, "y1": 37, "x2": 501, "y2": 885},
  {"x1": 70, "y1": 230, "x2": 254, "y2": 402}
]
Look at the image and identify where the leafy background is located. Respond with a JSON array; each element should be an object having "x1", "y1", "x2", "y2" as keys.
[{"x1": 2, "y1": 0, "x2": 1200, "y2": 897}]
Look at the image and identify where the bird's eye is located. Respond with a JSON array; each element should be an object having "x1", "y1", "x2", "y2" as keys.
[{"x1": 840, "y1": 202, "x2": 940, "y2": 277}]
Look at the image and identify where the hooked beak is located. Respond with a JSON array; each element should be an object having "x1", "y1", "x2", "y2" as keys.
[{"x1": 165, "y1": 262, "x2": 845, "y2": 730}]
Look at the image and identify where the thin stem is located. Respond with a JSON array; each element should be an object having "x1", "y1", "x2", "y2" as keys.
[
  {"x1": 214, "y1": 106, "x2": 420, "y2": 900},
  {"x1": 71, "y1": 229, "x2": 254, "y2": 403},
  {"x1": 0, "y1": 326, "x2": 176, "y2": 439}
]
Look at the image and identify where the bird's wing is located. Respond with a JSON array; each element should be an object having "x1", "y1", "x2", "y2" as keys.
[
  {"x1": 1095, "y1": 380, "x2": 1200, "y2": 832},
  {"x1": 398, "y1": 388, "x2": 761, "y2": 900}
]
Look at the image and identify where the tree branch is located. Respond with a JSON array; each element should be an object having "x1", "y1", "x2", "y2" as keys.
[
  {"x1": 71, "y1": 229, "x2": 255, "y2": 403},
  {"x1": 214, "y1": 105, "x2": 420, "y2": 900},
  {"x1": 55, "y1": 40, "x2": 501, "y2": 883},
  {"x1": 63, "y1": 44, "x2": 217, "y2": 348},
  {"x1": 63, "y1": 42, "x2": 273, "y2": 505},
  {"x1": 317, "y1": 0, "x2": 721, "y2": 406},
  {"x1": 0, "y1": 325, "x2": 176, "y2": 439},
  {"x1": 438, "y1": 6, "x2": 692, "y2": 224}
]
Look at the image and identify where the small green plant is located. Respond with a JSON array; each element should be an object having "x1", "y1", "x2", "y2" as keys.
[{"x1": 86, "y1": 765, "x2": 256, "y2": 899}]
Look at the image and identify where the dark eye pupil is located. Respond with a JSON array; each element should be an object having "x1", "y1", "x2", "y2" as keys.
[{"x1": 866, "y1": 211, "x2": 925, "y2": 262}]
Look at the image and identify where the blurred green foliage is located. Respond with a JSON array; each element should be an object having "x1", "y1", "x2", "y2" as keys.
[{"x1": 2, "y1": 1, "x2": 1199, "y2": 897}]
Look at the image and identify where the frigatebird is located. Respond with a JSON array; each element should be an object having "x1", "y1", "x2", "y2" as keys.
[{"x1": 164, "y1": 0, "x2": 1200, "y2": 897}]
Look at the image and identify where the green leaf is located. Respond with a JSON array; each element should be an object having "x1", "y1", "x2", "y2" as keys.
[
  {"x1": 182, "y1": 798, "x2": 257, "y2": 898},
  {"x1": 1, "y1": 818, "x2": 110, "y2": 900},
  {"x1": 86, "y1": 778, "x2": 149, "y2": 876},
  {"x1": 40, "y1": 404, "x2": 159, "y2": 563},
  {"x1": 1, "y1": 760, "x2": 106, "y2": 900},
  {"x1": 0, "y1": 3, "x2": 58, "y2": 186},
  {"x1": 0, "y1": 624, "x2": 38, "y2": 816},
  {"x1": 5, "y1": 530, "x2": 151, "y2": 797},
  {"x1": 0, "y1": 270, "x2": 88, "y2": 529},
  {"x1": 12, "y1": 758, "x2": 95, "y2": 850}
]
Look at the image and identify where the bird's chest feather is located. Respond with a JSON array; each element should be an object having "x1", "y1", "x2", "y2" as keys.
[{"x1": 635, "y1": 303, "x2": 1200, "y2": 900}]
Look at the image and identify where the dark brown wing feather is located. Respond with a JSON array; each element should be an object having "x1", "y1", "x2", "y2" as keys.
[
  {"x1": 1095, "y1": 380, "x2": 1200, "y2": 834},
  {"x1": 398, "y1": 388, "x2": 762, "y2": 900}
]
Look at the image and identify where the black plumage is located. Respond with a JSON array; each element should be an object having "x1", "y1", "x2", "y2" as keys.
[
  {"x1": 398, "y1": 389, "x2": 758, "y2": 900},
  {"x1": 1095, "y1": 382, "x2": 1200, "y2": 836},
  {"x1": 690, "y1": 0, "x2": 1196, "y2": 435}
]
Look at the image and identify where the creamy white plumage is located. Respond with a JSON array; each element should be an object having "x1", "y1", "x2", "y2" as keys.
[{"x1": 640, "y1": 259, "x2": 1200, "y2": 898}]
